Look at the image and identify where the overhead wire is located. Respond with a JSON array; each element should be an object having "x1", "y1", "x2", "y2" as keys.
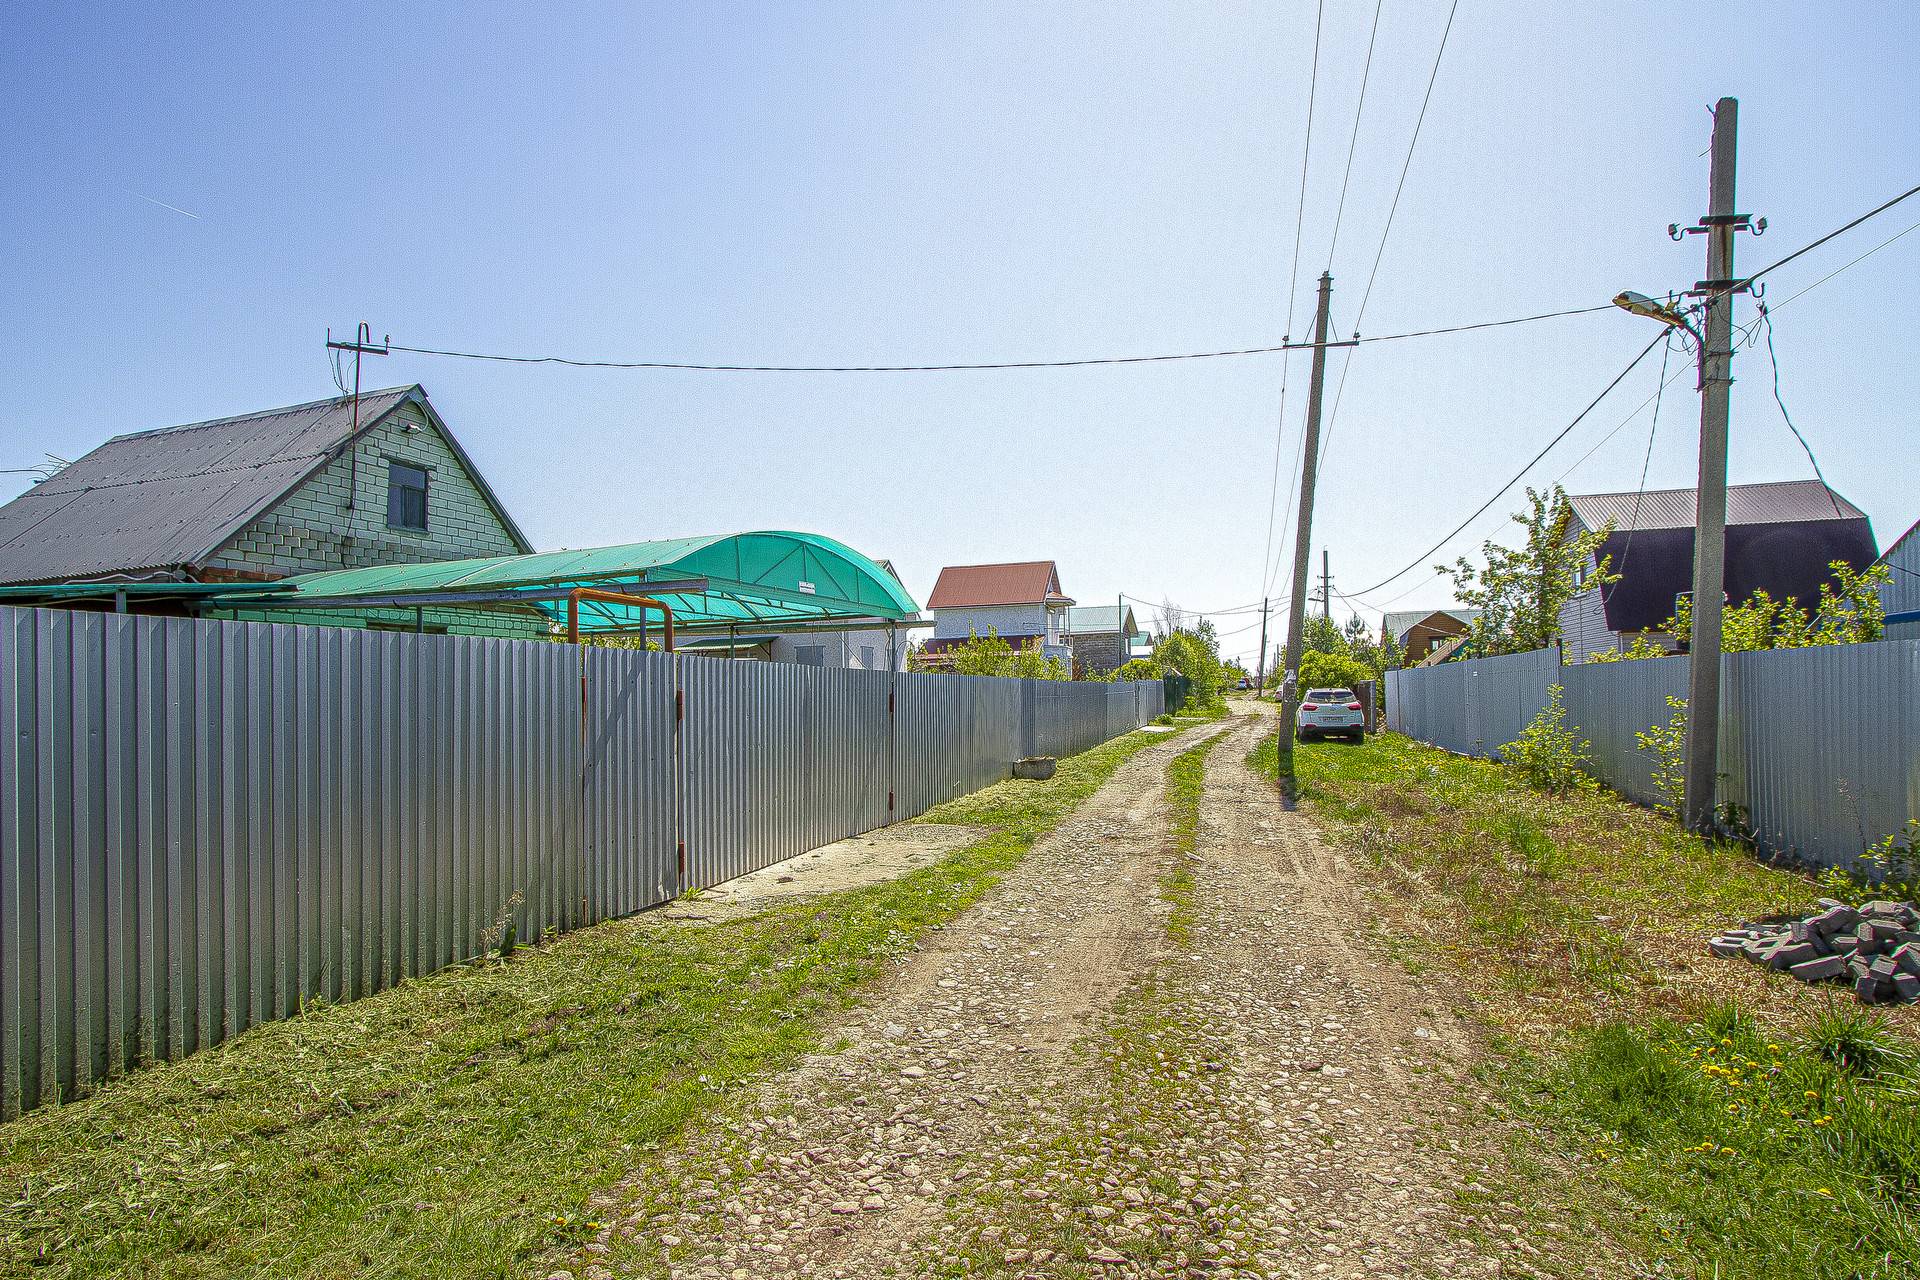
[
  {"x1": 1324, "y1": 0, "x2": 1385, "y2": 271},
  {"x1": 1757, "y1": 304, "x2": 1843, "y2": 517},
  {"x1": 1318, "y1": 0, "x2": 1463, "y2": 464},
  {"x1": 1346, "y1": 329, "x2": 1667, "y2": 598},
  {"x1": 1257, "y1": 0, "x2": 1328, "y2": 609},
  {"x1": 1611, "y1": 331, "x2": 1677, "y2": 584}
]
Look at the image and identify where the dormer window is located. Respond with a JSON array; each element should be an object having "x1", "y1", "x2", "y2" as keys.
[{"x1": 387, "y1": 462, "x2": 428, "y2": 531}]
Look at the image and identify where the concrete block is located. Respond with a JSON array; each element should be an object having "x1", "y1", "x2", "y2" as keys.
[
  {"x1": 1871, "y1": 956, "x2": 1899, "y2": 982},
  {"x1": 1892, "y1": 943, "x2": 1920, "y2": 978},
  {"x1": 1868, "y1": 921, "x2": 1905, "y2": 946},
  {"x1": 1864, "y1": 900, "x2": 1907, "y2": 918},
  {"x1": 1789, "y1": 954, "x2": 1847, "y2": 983},
  {"x1": 1849, "y1": 957, "x2": 1873, "y2": 984},
  {"x1": 1770, "y1": 941, "x2": 1819, "y2": 970},
  {"x1": 1895, "y1": 973, "x2": 1920, "y2": 1003},
  {"x1": 1708, "y1": 937, "x2": 1749, "y2": 959},
  {"x1": 1855, "y1": 973, "x2": 1883, "y2": 1003},
  {"x1": 1790, "y1": 921, "x2": 1812, "y2": 943},
  {"x1": 1832, "y1": 935, "x2": 1862, "y2": 956},
  {"x1": 1809, "y1": 906, "x2": 1861, "y2": 936}
]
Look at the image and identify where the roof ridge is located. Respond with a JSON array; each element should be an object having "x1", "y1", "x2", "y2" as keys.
[{"x1": 105, "y1": 386, "x2": 418, "y2": 444}]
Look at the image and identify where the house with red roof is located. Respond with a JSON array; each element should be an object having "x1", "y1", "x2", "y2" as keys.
[{"x1": 923, "y1": 560, "x2": 1074, "y2": 665}]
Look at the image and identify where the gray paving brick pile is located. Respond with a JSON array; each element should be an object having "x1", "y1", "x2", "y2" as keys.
[{"x1": 1709, "y1": 899, "x2": 1920, "y2": 1003}]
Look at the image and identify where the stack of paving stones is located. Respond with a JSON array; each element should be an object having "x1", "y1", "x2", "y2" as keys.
[{"x1": 1710, "y1": 899, "x2": 1920, "y2": 1004}]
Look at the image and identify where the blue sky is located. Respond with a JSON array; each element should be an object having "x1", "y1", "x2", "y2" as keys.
[{"x1": 3, "y1": 2, "x2": 1915, "y2": 665}]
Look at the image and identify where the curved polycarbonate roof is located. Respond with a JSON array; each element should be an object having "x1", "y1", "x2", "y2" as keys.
[{"x1": 242, "y1": 531, "x2": 918, "y2": 633}]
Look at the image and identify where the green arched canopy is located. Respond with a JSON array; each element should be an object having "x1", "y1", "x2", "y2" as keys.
[{"x1": 222, "y1": 531, "x2": 919, "y2": 634}]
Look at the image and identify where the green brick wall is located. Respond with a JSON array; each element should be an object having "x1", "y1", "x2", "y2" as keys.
[{"x1": 201, "y1": 401, "x2": 547, "y2": 640}]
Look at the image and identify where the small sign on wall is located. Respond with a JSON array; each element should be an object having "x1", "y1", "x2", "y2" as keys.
[{"x1": 797, "y1": 581, "x2": 816, "y2": 595}]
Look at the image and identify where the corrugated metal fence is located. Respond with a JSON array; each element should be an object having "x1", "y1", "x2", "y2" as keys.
[
  {"x1": 0, "y1": 604, "x2": 1163, "y2": 1116},
  {"x1": 1387, "y1": 639, "x2": 1919, "y2": 866}
]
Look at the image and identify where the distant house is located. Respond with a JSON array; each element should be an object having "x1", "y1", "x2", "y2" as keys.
[
  {"x1": 667, "y1": 561, "x2": 925, "y2": 669},
  {"x1": 0, "y1": 386, "x2": 541, "y2": 637},
  {"x1": 924, "y1": 560, "x2": 1074, "y2": 666},
  {"x1": 1064, "y1": 604, "x2": 1143, "y2": 677},
  {"x1": 1382, "y1": 608, "x2": 1480, "y2": 665},
  {"x1": 1555, "y1": 480, "x2": 1879, "y2": 662},
  {"x1": 1877, "y1": 518, "x2": 1920, "y2": 643}
]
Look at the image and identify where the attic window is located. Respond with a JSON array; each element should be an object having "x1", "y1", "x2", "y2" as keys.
[{"x1": 387, "y1": 462, "x2": 428, "y2": 531}]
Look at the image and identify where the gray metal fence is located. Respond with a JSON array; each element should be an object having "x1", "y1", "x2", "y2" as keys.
[
  {"x1": 0, "y1": 604, "x2": 1162, "y2": 1115},
  {"x1": 1386, "y1": 639, "x2": 1919, "y2": 868}
]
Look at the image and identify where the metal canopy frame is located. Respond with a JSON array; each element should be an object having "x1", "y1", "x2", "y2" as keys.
[{"x1": 197, "y1": 531, "x2": 922, "y2": 636}]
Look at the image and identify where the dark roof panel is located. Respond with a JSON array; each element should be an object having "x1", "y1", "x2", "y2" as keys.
[
  {"x1": 0, "y1": 387, "x2": 440, "y2": 585},
  {"x1": 1568, "y1": 480, "x2": 1864, "y2": 534}
]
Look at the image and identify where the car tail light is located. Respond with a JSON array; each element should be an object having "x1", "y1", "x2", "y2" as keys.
[
  {"x1": 1301, "y1": 703, "x2": 1319, "y2": 711},
  {"x1": 1346, "y1": 702, "x2": 1362, "y2": 711}
]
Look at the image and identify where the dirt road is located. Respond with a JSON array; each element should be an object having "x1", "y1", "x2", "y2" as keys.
[{"x1": 558, "y1": 707, "x2": 1541, "y2": 1280}]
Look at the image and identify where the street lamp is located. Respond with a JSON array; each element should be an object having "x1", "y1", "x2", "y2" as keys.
[{"x1": 1612, "y1": 291, "x2": 1700, "y2": 344}]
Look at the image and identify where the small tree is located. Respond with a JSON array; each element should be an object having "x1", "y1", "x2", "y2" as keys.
[
  {"x1": 1438, "y1": 485, "x2": 1617, "y2": 656},
  {"x1": 1635, "y1": 696, "x2": 1688, "y2": 817},
  {"x1": 1299, "y1": 650, "x2": 1371, "y2": 692},
  {"x1": 1500, "y1": 685, "x2": 1592, "y2": 794},
  {"x1": 942, "y1": 627, "x2": 1069, "y2": 680}
]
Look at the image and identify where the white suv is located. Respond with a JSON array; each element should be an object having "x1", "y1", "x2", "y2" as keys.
[{"x1": 1297, "y1": 688, "x2": 1365, "y2": 742}]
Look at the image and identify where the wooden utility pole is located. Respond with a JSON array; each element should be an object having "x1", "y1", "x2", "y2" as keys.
[
  {"x1": 1682, "y1": 99, "x2": 1741, "y2": 833},
  {"x1": 1280, "y1": 273, "x2": 1336, "y2": 752},
  {"x1": 1255, "y1": 598, "x2": 1270, "y2": 699}
]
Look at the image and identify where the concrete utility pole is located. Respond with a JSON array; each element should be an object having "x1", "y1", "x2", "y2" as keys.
[
  {"x1": 1280, "y1": 273, "x2": 1336, "y2": 753},
  {"x1": 1682, "y1": 98, "x2": 1741, "y2": 834},
  {"x1": 1320, "y1": 550, "x2": 1333, "y2": 621}
]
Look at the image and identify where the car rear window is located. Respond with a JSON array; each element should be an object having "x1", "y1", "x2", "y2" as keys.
[{"x1": 1307, "y1": 689, "x2": 1352, "y2": 701}]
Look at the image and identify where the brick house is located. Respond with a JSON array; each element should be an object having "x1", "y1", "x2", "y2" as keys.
[
  {"x1": 923, "y1": 561, "x2": 1074, "y2": 665},
  {"x1": 0, "y1": 386, "x2": 541, "y2": 637},
  {"x1": 1064, "y1": 604, "x2": 1142, "y2": 677}
]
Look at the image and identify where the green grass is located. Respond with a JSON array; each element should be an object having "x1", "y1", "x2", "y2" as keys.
[
  {"x1": 1158, "y1": 732, "x2": 1225, "y2": 944},
  {"x1": 1249, "y1": 729, "x2": 1920, "y2": 1278},
  {"x1": 1547, "y1": 1006, "x2": 1920, "y2": 1277},
  {"x1": 0, "y1": 728, "x2": 1173, "y2": 1279}
]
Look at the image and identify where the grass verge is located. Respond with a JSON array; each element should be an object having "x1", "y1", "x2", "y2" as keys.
[
  {"x1": 0, "y1": 728, "x2": 1174, "y2": 1279},
  {"x1": 1250, "y1": 729, "x2": 1920, "y2": 1278}
]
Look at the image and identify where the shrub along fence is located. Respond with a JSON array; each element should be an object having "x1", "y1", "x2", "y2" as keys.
[
  {"x1": 0, "y1": 604, "x2": 1163, "y2": 1117},
  {"x1": 1385, "y1": 638, "x2": 1919, "y2": 870}
]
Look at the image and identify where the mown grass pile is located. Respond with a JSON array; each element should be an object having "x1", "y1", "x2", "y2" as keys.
[
  {"x1": 1250, "y1": 729, "x2": 1920, "y2": 1278},
  {"x1": 0, "y1": 727, "x2": 1172, "y2": 1279}
]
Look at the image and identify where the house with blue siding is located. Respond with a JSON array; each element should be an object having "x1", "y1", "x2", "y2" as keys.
[{"x1": 1878, "y1": 518, "x2": 1920, "y2": 642}]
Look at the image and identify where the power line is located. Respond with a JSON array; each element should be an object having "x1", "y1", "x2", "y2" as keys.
[
  {"x1": 1739, "y1": 182, "x2": 1920, "y2": 295},
  {"x1": 1257, "y1": 0, "x2": 1328, "y2": 618},
  {"x1": 1757, "y1": 304, "x2": 1842, "y2": 517},
  {"x1": 1347, "y1": 329, "x2": 1667, "y2": 597},
  {"x1": 1612, "y1": 332, "x2": 1677, "y2": 584},
  {"x1": 1767, "y1": 216, "x2": 1920, "y2": 313},
  {"x1": 1318, "y1": 0, "x2": 1463, "y2": 465},
  {"x1": 379, "y1": 303, "x2": 1612, "y2": 375},
  {"x1": 1325, "y1": 0, "x2": 1385, "y2": 271}
]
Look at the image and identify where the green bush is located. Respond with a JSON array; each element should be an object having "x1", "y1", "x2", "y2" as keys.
[
  {"x1": 1298, "y1": 650, "x2": 1370, "y2": 692},
  {"x1": 1500, "y1": 685, "x2": 1593, "y2": 794}
]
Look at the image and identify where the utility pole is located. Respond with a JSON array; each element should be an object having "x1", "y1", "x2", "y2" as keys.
[
  {"x1": 1681, "y1": 98, "x2": 1742, "y2": 834},
  {"x1": 325, "y1": 323, "x2": 390, "y2": 522},
  {"x1": 1254, "y1": 598, "x2": 1270, "y2": 699},
  {"x1": 1280, "y1": 273, "x2": 1339, "y2": 754},
  {"x1": 1319, "y1": 550, "x2": 1333, "y2": 621}
]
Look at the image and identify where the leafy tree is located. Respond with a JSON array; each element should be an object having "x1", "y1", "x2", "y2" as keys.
[
  {"x1": 1154, "y1": 621, "x2": 1226, "y2": 705},
  {"x1": 1438, "y1": 485, "x2": 1617, "y2": 657},
  {"x1": 1298, "y1": 650, "x2": 1371, "y2": 692},
  {"x1": 1302, "y1": 615, "x2": 1346, "y2": 656},
  {"x1": 1102, "y1": 657, "x2": 1163, "y2": 683},
  {"x1": 1500, "y1": 685, "x2": 1593, "y2": 794},
  {"x1": 1593, "y1": 560, "x2": 1890, "y2": 663},
  {"x1": 924, "y1": 627, "x2": 1068, "y2": 679}
]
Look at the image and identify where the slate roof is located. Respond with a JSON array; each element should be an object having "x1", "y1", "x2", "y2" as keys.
[
  {"x1": 1566, "y1": 480, "x2": 1865, "y2": 535},
  {"x1": 926, "y1": 561, "x2": 1072, "y2": 609},
  {"x1": 1064, "y1": 604, "x2": 1139, "y2": 637},
  {"x1": 0, "y1": 386, "x2": 529, "y2": 586},
  {"x1": 1382, "y1": 608, "x2": 1479, "y2": 640}
]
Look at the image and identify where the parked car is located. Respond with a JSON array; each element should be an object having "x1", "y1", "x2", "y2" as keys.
[
  {"x1": 1236, "y1": 676, "x2": 1253, "y2": 691},
  {"x1": 1297, "y1": 687, "x2": 1364, "y2": 742}
]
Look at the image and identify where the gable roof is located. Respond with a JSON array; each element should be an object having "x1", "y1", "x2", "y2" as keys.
[
  {"x1": 0, "y1": 386, "x2": 529, "y2": 586},
  {"x1": 1382, "y1": 608, "x2": 1479, "y2": 639},
  {"x1": 1065, "y1": 604, "x2": 1138, "y2": 637},
  {"x1": 1566, "y1": 480, "x2": 1865, "y2": 536},
  {"x1": 926, "y1": 560, "x2": 1072, "y2": 609}
]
